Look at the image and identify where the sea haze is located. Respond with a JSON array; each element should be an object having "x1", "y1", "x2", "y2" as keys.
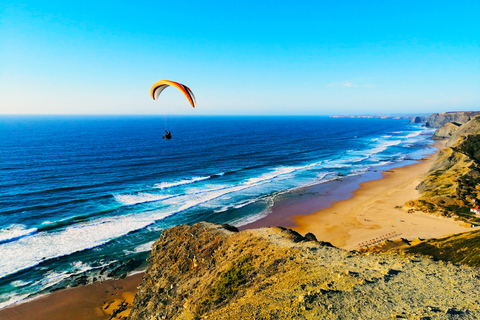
[{"x1": 0, "y1": 115, "x2": 434, "y2": 307}]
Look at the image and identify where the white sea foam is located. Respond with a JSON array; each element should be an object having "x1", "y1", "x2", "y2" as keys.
[
  {"x1": 229, "y1": 198, "x2": 275, "y2": 227},
  {"x1": 213, "y1": 198, "x2": 261, "y2": 214},
  {"x1": 115, "y1": 166, "x2": 305, "y2": 208},
  {"x1": 0, "y1": 293, "x2": 31, "y2": 309},
  {"x1": 368, "y1": 140, "x2": 402, "y2": 154},
  {"x1": 0, "y1": 210, "x2": 173, "y2": 278},
  {"x1": 0, "y1": 259, "x2": 113, "y2": 309},
  {"x1": 158, "y1": 167, "x2": 304, "y2": 213},
  {"x1": 0, "y1": 224, "x2": 37, "y2": 243},
  {"x1": 114, "y1": 193, "x2": 174, "y2": 206},
  {"x1": 133, "y1": 241, "x2": 155, "y2": 253},
  {"x1": 10, "y1": 280, "x2": 31, "y2": 287},
  {"x1": 403, "y1": 131, "x2": 422, "y2": 138},
  {"x1": 70, "y1": 261, "x2": 93, "y2": 273},
  {"x1": 153, "y1": 176, "x2": 210, "y2": 190},
  {"x1": 244, "y1": 167, "x2": 298, "y2": 185},
  {"x1": 322, "y1": 159, "x2": 350, "y2": 169}
]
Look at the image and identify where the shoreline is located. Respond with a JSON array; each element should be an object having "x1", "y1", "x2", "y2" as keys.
[
  {"x1": 0, "y1": 273, "x2": 144, "y2": 320},
  {"x1": 1, "y1": 141, "x2": 472, "y2": 319},
  {"x1": 292, "y1": 140, "x2": 470, "y2": 250},
  {"x1": 242, "y1": 140, "x2": 469, "y2": 250}
]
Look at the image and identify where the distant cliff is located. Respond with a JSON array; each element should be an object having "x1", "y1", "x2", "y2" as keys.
[
  {"x1": 410, "y1": 116, "x2": 425, "y2": 123},
  {"x1": 406, "y1": 115, "x2": 480, "y2": 223},
  {"x1": 129, "y1": 222, "x2": 480, "y2": 320},
  {"x1": 424, "y1": 111, "x2": 480, "y2": 128}
]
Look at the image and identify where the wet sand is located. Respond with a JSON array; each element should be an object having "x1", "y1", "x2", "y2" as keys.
[
  {"x1": 1, "y1": 142, "x2": 471, "y2": 319},
  {"x1": 291, "y1": 142, "x2": 469, "y2": 249},
  {"x1": 243, "y1": 141, "x2": 469, "y2": 250},
  {"x1": 0, "y1": 273, "x2": 143, "y2": 320}
]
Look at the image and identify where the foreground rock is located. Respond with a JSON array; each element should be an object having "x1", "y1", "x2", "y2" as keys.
[{"x1": 129, "y1": 222, "x2": 480, "y2": 320}]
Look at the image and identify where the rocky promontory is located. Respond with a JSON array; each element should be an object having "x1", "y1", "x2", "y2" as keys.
[
  {"x1": 424, "y1": 111, "x2": 480, "y2": 128},
  {"x1": 432, "y1": 122, "x2": 461, "y2": 139},
  {"x1": 406, "y1": 115, "x2": 480, "y2": 223},
  {"x1": 129, "y1": 222, "x2": 480, "y2": 320}
]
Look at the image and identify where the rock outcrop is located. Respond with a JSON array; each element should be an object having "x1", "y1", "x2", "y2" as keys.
[
  {"x1": 445, "y1": 116, "x2": 480, "y2": 147},
  {"x1": 129, "y1": 222, "x2": 480, "y2": 320},
  {"x1": 433, "y1": 122, "x2": 461, "y2": 139},
  {"x1": 410, "y1": 116, "x2": 424, "y2": 123},
  {"x1": 406, "y1": 115, "x2": 480, "y2": 222},
  {"x1": 424, "y1": 111, "x2": 480, "y2": 128}
]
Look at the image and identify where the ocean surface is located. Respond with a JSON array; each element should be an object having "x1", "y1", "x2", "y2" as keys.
[{"x1": 0, "y1": 115, "x2": 434, "y2": 308}]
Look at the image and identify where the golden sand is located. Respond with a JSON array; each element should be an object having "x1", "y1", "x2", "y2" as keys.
[{"x1": 292, "y1": 142, "x2": 470, "y2": 250}]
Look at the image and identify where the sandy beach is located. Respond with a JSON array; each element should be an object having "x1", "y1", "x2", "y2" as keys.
[
  {"x1": 0, "y1": 142, "x2": 472, "y2": 319},
  {"x1": 0, "y1": 273, "x2": 143, "y2": 320},
  {"x1": 292, "y1": 141, "x2": 470, "y2": 250}
]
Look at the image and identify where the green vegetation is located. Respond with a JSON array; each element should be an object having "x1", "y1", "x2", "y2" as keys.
[
  {"x1": 197, "y1": 254, "x2": 254, "y2": 316},
  {"x1": 404, "y1": 230, "x2": 480, "y2": 267},
  {"x1": 454, "y1": 134, "x2": 480, "y2": 164},
  {"x1": 414, "y1": 132, "x2": 480, "y2": 222}
]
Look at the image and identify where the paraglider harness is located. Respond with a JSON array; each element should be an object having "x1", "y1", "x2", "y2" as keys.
[{"x1": 163, "y1": 130, "x2": 172, "y2": 140}]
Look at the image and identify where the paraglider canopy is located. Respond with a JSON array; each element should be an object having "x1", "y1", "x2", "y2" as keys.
[{"x1": 150, "y1": 80, "x2": 197, "y2": 108}]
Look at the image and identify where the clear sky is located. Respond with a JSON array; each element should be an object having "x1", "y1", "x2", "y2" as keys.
[{"x1": 1, "y1": 0, "x2": 479, "y2": 115}]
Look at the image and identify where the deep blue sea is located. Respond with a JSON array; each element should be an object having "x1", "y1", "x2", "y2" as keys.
[{"x1": 0, "y1": 115, "x2": 434, "y2": 307}]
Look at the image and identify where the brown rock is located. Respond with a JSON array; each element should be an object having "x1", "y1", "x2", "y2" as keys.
[{"x1": 129, "y1": 222, "x2": 480, "y2": 320}]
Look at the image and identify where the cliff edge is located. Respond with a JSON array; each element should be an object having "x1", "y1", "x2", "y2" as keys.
[
  {"x1": 129, "y1": 222, "x2": 480, "y2": 320},
  {"x1": 406, "y1": 115, "x2": 480, "y2": 223},
  {"x1": 424, "y1": 111, "x2": 480, "y2": 128}
]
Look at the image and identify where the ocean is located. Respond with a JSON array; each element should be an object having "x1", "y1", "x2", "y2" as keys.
[{"x1": 0, "y1": 115, "x2": 434, "y2": 308}]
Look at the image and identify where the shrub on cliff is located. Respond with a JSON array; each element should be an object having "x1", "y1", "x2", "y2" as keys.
[
  {"x1": 197, "y1": 254, "x2": 254, "y2": 316},
  {"x1": 454, "y1": 134, "x2": 480, "y2": 164},
  {"x1": 404, "y1": 229, "x2": 480, "y2": 267}
]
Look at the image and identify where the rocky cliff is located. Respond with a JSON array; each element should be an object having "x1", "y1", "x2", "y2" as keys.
[
  {"x1": 129, "y1": 222, "x2": 480, "y2": 320},
  {"x1": 406, "y1": 116, "x2": 480, "y2": 222},
  {"x1": 410, "y1": 116, "x2": 424, "y2": 124},
  {"x1": 432, "y1": 122, "x2": 461, "y2": 139},
  {"x1": 424, "y1": 111, "x2": 480, "y2": 128}
]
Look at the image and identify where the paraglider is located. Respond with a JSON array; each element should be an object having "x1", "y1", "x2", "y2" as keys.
[
  {"x1": 162, "y1": 130, "x2": 172, "y2": 140},
  {"x1": 150, "y1": 80, "x2": 196, "y2": 108},
  {"x1": 150, "y1": 80, "x2": 196, "y2": 140}
]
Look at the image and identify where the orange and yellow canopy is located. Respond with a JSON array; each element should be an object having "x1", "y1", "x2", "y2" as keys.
[{"x1": 150, "y1": 80, "x2": 196, "y2": 108}]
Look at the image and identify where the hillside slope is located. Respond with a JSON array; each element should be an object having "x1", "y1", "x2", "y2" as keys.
[
  {"x1": 406, "y1": 116, "x2": 480, "y2": 223},
  {"x1": 129, "y1": 222, "x2": 480, "y2": 320},
  {"x1": 366, "y1": 229, "x2": 480, "y2": 268}
]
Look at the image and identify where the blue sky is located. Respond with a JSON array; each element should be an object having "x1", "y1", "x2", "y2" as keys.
[{"x1": 1, "y1": 0, "x2": 479, "y2": 115}]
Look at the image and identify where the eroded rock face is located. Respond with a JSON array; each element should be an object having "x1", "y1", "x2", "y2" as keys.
[
  {"x1": 129, "y1": 222, "x2": 480, "y2": 320},
  {"x1": 424, "y1": 111, "x2": 480, "y2": 128},
  {"x1": 445, "y1": 116, "x2": 480, "y2": 147},
  {"x1": 410, "y1": 116, "x2": 424, "y2": 124},
  {"x1": 433, "y1": 122, "x2": 461, "y2": 139}
]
